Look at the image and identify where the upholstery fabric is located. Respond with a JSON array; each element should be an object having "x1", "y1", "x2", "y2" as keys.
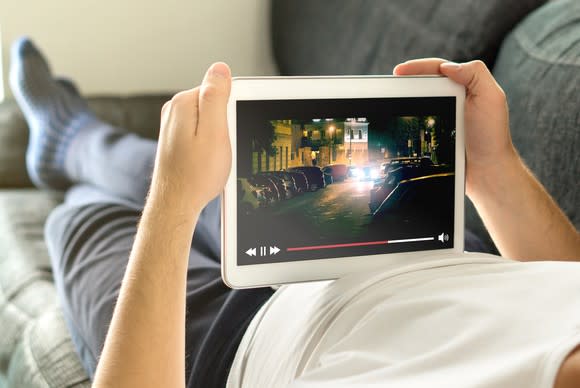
[
  {"x1": 0, "y1": 94, "x2": 170, "y2": 387},
  {"x1": 466, "y1": 0, "x2": 580, "y2": 250},
  {"x1": 272, "y1": 0, "x2": 547, "y2": 76},
  {"x1": 0, "y1": 95, "x2": 170, "y2": 189}
]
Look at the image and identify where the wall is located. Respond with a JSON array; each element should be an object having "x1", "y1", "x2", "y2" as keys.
[{"x1": 0, "y1": 0, "x2": 278, "y2": 100}]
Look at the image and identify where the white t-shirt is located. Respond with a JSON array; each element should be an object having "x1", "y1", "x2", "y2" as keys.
[{"x1": 227, "y1": 253, "x2": 580, "y2": 388}]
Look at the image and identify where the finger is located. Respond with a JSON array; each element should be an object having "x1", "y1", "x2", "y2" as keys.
[
  {"x1": 440, "y1": 60, "x2": 503, "y2": 98},
  {"x1": 167, "y1": 87, "x2": 200, "y2": 136},
  {"x1": 197, "y1": 62, "x2": 232, "y2": 132},
  {"x1": 393, "y1": 58, "x2": 447, "y2": 75},
  {"x1": 160, "y1": 100, "x2": 171, "y2": 127}
]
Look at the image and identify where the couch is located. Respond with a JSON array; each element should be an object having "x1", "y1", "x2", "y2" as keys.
[{"x1": 1, "y1": 0, "x2": 578, "y2": 386}]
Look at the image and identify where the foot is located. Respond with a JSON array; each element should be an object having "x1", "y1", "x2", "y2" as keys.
[{"x1": 9, "y1": 37, "x2": 94, "y2": 190}]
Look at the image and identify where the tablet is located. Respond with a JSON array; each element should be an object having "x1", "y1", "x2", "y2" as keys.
[{"x1": 222, "y1": 76, "x2": 465, "y2": 288}]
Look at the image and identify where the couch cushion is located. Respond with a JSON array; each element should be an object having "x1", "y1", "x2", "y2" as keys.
[
  {"x1": 272, "y1": 0, "x2": 547, "y2": 76},
  {"x1": 7, "y1": 309, "x2": 90, "y2": 388},
  {"x1": 0, "y1": 189, "x2": 63, "y2": 366},
  {"x1": 0, "y1": 95, "x2": 170, "y2": 189},
  {"x1": 0, "y1": 100, "x2": 31, "y2": 188},
  {"x1": 465, "y1": 0, "x2": 580, "y2": 250},
  {"x1": 0, "y1": 189, "x2": 79, "y2": 382}
]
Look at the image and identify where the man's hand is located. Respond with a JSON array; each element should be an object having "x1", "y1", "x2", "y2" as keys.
[
  {"x1": 93, "y1": 63, "x2": 233, "y2": 388},
  {"x1": 394, "y1": 59, "x2": 516, "y2": 198},
  {"x1": 394, "y1": 59, "x2": 579, "y2": 260},
  {"x1": 151, "y1": 62, "x2": 232, "y2": 212}
]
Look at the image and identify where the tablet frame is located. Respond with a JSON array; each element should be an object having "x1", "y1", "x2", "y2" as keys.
[{"x1": 223, "y1": 76, "x2": 465, "y2": 289}]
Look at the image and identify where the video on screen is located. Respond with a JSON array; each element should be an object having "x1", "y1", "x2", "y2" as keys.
[{"x1": 236, "y1": 98, "x2": 456, "y2": 265}]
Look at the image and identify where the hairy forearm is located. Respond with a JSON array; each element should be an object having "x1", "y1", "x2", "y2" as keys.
[
  {"x1": 93, "y1": 181, "x2": 200, "y2": 388},
  {"x1": 468, "y1": 148, "x2": 580, "y2": 261}
]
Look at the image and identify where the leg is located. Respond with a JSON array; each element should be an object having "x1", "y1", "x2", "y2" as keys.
[
  {"x1": 47, "y1": 187, "x2": 272, "y2": 383},
  {"x1": 12, "y1": 38, "x2": 273, "y2": 384},
  {"x1": 10, "y1": 37, "x2": 156, "y2": 206}
]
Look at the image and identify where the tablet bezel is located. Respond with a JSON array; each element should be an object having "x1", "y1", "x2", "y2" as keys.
[{"x1": 223, "y1": 76, "x2": 465, "y2": 289}]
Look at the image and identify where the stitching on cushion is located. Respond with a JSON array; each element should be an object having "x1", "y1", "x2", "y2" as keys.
[{"x1": 513, "y1": 19, "x2": 580, "y2": 67}]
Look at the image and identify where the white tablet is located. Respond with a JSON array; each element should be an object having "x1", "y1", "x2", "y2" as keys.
[{"x1": 222, "y1": 76, "x2": 465, "y2": 288}]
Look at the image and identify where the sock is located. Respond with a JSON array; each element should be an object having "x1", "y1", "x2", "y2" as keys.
[{"x1": 9, "y1": 37, "x2": 97, "y2": 190}]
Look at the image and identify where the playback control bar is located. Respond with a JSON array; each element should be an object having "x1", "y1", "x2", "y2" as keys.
[
  {"x1": 286, "y1": 233, "x2": 449, "y2": 253},
  {"x1": 244, "y1": 233, "x2": 449, "y2": 256}
]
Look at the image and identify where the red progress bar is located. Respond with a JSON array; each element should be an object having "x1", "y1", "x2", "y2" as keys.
[{"x1": 287, "y1": 240, "x2": 388, "y2": 252}]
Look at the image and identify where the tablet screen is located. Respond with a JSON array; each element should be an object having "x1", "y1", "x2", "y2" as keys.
[{"x1": 236, "y1": 97, "x2": 456, "y2": 265}]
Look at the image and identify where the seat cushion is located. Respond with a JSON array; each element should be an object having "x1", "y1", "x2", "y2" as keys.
[
  {"x1": 0, "y1": 189, "x2": 89, "y2": 386},
  {"x1": 466, "y1": 0, "x2": 580, "y2": 250},
  {"x1": 0, "y1": 95, "x2": 170, "y2": 189},
  {"x1": 272, "y1": 0, "x2": 547, "y2": 76}
]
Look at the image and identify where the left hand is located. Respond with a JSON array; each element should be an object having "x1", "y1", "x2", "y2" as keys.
[
  {"x1": 393, "y1": 58, "x2": 515, "y2": 198},
  {"x1": 150, "y1": 62, "x2": 232, "y2": 212}
]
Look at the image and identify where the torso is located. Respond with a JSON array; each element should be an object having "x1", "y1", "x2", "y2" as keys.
[{"x1": 228, "y1": 254, "x2": 580, "y2": 388}]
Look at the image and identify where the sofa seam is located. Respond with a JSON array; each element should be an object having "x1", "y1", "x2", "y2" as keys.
[{"x1": 513, "y1": 25, "x2": 580, "y2": 67}]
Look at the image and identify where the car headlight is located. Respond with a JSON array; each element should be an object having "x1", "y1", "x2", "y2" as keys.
[{"x1": 370, "y1": 168, "x2": 380, "y2": 179}]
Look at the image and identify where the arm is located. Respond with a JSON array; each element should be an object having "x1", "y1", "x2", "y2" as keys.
[
  {"x1": 93, "y1": 63, "x2": 232, "y2": 387},
  {"x1": 394, "y1": 59, "x2": 580, "y2": 261}
]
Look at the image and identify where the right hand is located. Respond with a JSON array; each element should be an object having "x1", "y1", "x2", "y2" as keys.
[
  {"x1": 393, "y1": 59, "x2": 517, "y2": 197},
  {"x1": 151, "y1": 62, "x2": 232, "y2": 213}
]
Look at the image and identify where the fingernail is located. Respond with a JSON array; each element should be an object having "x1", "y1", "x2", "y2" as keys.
[
  {"x1": 441, "y1": 62, "x2": 462, "y2": 71},
  {"x1": 393, "y1": 63, "x2": 405, "y2": 74},
  {"x1": 209, "y1": 62, "x2": 229, "y2": 78}
]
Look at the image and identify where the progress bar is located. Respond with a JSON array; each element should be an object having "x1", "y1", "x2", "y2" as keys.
[
  {"x1": 286, "y1": 237, "x2": 434, "y2": 252},
  {"x1": 390, "y1": 237, "x2": 434, "y2": 244}
]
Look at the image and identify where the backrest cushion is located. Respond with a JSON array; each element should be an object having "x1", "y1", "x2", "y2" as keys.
[
  {"x1": 272, "y1": 0, "x2": 547, "y2": 76},
  {"x1": 0, "y1": 95, "x2": 170, "y2": 188}
]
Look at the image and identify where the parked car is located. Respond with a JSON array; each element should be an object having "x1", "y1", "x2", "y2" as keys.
[
  {"x1": 381, "y1": 156, "x2": 434, "y2": 175},
  {"x1": 370, "y1": 173, "x2": 455, "y2": 235},
  {"x1": 261, "y1": 173, "x2": 292, "y2": 199},
  {"x1": 288, "y1": 166, "x2": 326, "y2": 191},
  {"x1": 249, "y1": 175, "x2": 282, "y2": 201},
  {"x1": 369, "y1": 164, "x2": 453, "y2": 212},
  {"x1": 237, "y1": 178, "x2": 271, "y2": 213},
  {"x1": 285, "y1": 170, "x2": 309, "y2": 193},
  {"x1": 262, "y1": 171, "x2": 297, "y2": 198},
  {"x1": 324, "y1": 171, "x2": 333, "y2": 186},
  {"x1": 322, "y1": 164, "x2": 348, "y2": 182}
]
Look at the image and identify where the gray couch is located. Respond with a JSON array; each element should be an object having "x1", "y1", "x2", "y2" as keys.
[
  {"x1": 1, "y1": 0, "x2": 578, "y2": 386},
  {"x1": 0, "y1": 96, "x2": 168, "y2": 387}
]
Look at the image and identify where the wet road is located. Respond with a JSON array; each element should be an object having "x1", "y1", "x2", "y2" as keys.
[{"x1": 268, "y1": 178, "x2": 376, "y2": 241}]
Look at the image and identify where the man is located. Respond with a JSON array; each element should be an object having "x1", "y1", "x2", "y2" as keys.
[{"x1": 9, "y1": 37, "x2": 580, "y2": 388}]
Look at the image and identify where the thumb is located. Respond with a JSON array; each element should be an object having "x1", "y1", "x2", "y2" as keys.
[
  {"x1": 197, "y1": 62, "x2": 232, "y2": 131},
  {"x1": 440, "y1": 60, "x2": 502, "y2": 99}
]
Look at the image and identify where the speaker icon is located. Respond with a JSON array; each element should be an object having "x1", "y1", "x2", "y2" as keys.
[{"x1": 438, "y1": 233, "x2": 449, "y2": 243}]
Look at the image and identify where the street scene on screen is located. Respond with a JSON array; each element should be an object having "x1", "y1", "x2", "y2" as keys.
[{"x1": 237, "y1": 114, "x2": 455, "y2": 264}]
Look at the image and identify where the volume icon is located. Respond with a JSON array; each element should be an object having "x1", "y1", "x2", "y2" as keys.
[{"x1": 245, "y1": 248, "x2": 257, "y2": 257}]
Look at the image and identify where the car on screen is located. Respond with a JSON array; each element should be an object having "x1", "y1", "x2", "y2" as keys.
[
  {"x1": 370, "y1": 173, "x2": 455, "y2": 233},
  {"x1": 262, "y1": 171, "x2": 297, "y2": 198},
  {"x1": 285, "y1": 170, "x2": 309, "y2": 193},
  {"x1": 369, "y1": 164, "x2": 452, "y2": 212},
  {"x1": 381, "y1": 156, "x2": 434, "y2": 175},
  {"x1": 237, "y1": 178, "x2": 271, "y2": 213},
  {"x1": 249, "y1": 175, "x2": 282, "y2": 202},
  {"x1": 350, "y1": 165, "x2": 381, "y2": 181},
  {"x1": 322, "y1": 164, "x2": 348, "y2": 182},
  {"x1": 288, "y1": 166, "x2": 326, "y2": 191}
]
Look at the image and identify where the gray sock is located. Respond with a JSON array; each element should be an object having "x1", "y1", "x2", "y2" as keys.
[{"x1": 9, "y1": 37, "x2": 98, "y2": 190}]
